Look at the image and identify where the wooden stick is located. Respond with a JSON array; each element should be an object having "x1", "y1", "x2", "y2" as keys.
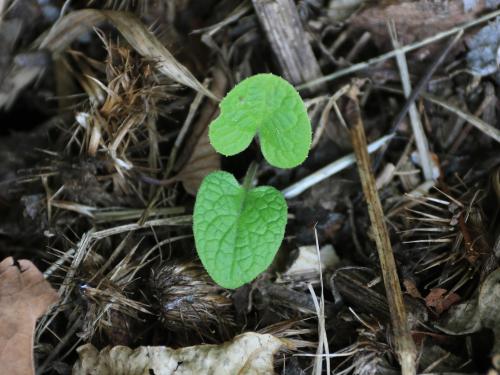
[
  {"x1": 346, "y1": 84, "x2": 417, "y2": 375},
  {"x1": 252, "y1": 0, "x2": 323, "y2": 87}
]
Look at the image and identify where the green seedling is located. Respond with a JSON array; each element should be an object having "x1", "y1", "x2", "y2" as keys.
[
  {"x1": 208, "y1": 73, "x2": 311, "y2": 169},
  {"x1": 194, "y1": 74, "x2": 311, "y2": 288}
]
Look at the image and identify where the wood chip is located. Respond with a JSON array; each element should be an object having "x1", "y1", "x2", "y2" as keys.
[{"x1": 252, "y1": 0, "x2": 323, "y2": 87}]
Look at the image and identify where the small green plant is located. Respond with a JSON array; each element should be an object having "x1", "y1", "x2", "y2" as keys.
[{"x1": 193, "y1": 74, "x2": 311, "y2": 288}]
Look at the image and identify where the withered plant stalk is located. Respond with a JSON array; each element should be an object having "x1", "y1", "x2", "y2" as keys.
[{"x1": 346, "y1": 84, "x2": 417, "y2": 375}]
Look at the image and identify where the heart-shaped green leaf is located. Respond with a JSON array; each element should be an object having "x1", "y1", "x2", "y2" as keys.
[
  {"x1": 193, "y1": 171, "x2": 287, "y2": 288},
  {"x1": 209, "y1": 74, "x2": 311, "y2": 169}
]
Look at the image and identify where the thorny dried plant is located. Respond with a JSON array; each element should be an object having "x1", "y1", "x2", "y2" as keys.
[
  {"x1": 77, "y1": 243, "x2": 150, "y2": 343},
  {"x1": 149, "y1": 261, "x2": 234, "y2": 341},
  {"x1": 397, "y1": 178, "x2": 493, "y2": 295},
  {"x1": 332, "y1": 311, "x2": 392, "y2": 375}
]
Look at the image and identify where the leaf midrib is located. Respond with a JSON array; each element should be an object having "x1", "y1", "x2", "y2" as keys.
[{"x1": 229, "y1": 186, "x2": 251, "y2": 285}]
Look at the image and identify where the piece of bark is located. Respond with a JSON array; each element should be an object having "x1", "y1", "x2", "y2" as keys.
[
  {"x1": 252, "y1": 0, "x2": 323, "y2": 87},
  {"x1": 0, "y1": 257, "x2": 59, "y2": 375}
]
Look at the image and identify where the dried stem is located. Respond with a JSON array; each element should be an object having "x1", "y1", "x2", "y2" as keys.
[
  {"x1": 242, "y1": 162, "x2": 258, "y2": 191},
  {"x1": 388, "y1": 21, "x2": 433, "y2": 181},
  {"x1": 282, "y1": 134, "x2": 393, "y2": 199},
  {"x1": 389, "y1": 30, "x2": 463, "y2": 134},
  {"x1": 346, "y1": 84, "x2": 417, "y2": 375},
  {"x1": 423, "y1": 92, "x2": 500, "y2": 144}
]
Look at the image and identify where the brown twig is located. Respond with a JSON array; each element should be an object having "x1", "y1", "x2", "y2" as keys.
[{"x1": 345, "y1": 83, "x2": 417, "y2": 375}]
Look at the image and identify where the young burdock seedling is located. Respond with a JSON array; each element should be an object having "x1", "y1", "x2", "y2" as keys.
[{"x1": 193, "y1": 74, "x2": 311, "y2": 288}]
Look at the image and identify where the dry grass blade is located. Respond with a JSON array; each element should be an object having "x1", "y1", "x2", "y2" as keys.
[
  {"x1": 193, "y1": 2, "x2": 251, "y2": 35},
  {"x1": 309, "y1": 228, "x2": 330, "y2": 375},
  {"x1": 422, "y1": 92, "x2": 500, "y2": 144},
  {"x1": 102, "y1": 11, "x2": 217, "y2": 100},
  {"x1": 91, "y1": 216, "x2": 192, "y2": 240},
  {"x1": 345, "y1": 82, "x2": 417, "y2": 375},
  {"x1": 40, "y1": 9, "x2": 106, "y2": 52},
  {"x1": 0, "y1": 0, "x2": 7, "y2": 21},
  {"x1": 388, "y1": 21, "x2": 433, "y2": 181}
]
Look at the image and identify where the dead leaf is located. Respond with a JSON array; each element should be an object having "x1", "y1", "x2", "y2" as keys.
[
  {"x1": 175, "y1": 67, "x2": 228, "y2": 195},
  {"x1": 0, "y1": 257, "x2": 59, "y2": 375},
  {"x1": 436, "y1": 268, "x2": 500, "y2": 358},
  {"x1": 403, "y1": 279, "x2": 423, "y2": 299},
  {"x1": 178, "y1": 126, "x2": 220, "y2": 195},
  {"x1": 424, "y1": 288, "x2": 460, "y2": 315},
  {"x1": 73, "y1": 332, "x2": 286, "y2": 375},
  {"x1": 285, "y1": 244, "x2": 339, "y2": 276}
]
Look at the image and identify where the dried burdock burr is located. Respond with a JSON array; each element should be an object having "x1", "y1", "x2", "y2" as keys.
[
  {"x1": 149, "y1": 262, "x2": 234, "y2": 340},
  {"x1": 399, "y1": 181, "x2": 492, "y2": 295},
  {"x1": 77, "y1": 246, "x2": 150, "y2": 346}
]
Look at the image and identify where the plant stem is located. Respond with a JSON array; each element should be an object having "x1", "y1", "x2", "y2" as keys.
[
  {"x1": 242, "y1": 162, "x2": 258, "y2": 190},
  {"x1": 346, "y1": 84, "x2": 417, "y2": 375}
]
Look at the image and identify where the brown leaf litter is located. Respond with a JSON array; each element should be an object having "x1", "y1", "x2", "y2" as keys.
[{"x1": 0, "y1": 257, "x2": 58, "y2": 375}]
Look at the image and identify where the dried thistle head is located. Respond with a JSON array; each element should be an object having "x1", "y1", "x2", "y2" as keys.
[{"x1": 149, "y1": 262, "x2": 234, "y2": 339}]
